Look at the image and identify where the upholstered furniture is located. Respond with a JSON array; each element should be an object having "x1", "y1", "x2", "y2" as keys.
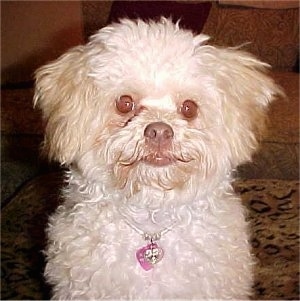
[{"x1": 202, "y1": 2, "x2": 299, "y2": 180}]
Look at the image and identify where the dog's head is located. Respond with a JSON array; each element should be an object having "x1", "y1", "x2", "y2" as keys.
[{"x1": 34, "y1": 19, "x2": 280, "y2": 192}]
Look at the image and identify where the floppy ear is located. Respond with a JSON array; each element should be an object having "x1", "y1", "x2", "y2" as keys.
[
  {"x1": 207, "y1": 47, "x2": 283, "y2": 166},
  {"x1": 34, "y1": 46, "x2": 99, "y2": 165}
]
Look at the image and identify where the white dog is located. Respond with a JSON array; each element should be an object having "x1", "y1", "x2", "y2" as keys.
[{"x1": 34, "y1": 19, "x2": 280, "y2": 299}]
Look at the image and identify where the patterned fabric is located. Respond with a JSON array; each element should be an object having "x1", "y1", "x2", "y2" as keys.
[
  {"x1": 202, "y1": 2, "x2": 299, "y2": 71},
  {"x1": 1, "y1": 173, "x2": 299, "y2": 300},
  {"x1": 235, "y1": 179, "x2": 299, "y2": 300}
]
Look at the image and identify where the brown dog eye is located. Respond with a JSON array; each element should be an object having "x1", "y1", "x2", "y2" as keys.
[
  {"x1": 116, "y1": 95, "x2": 135, "y2": 113},
  {"x1": 180, "y1": 100, "x2": 198, "y2": 119}
]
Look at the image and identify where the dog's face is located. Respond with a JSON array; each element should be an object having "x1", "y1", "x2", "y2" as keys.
[{"x1": 34, "y1": 19, "x2": 280, "y2": 192}]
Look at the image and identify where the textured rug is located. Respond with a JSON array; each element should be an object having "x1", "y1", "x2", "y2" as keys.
[{"x1": 1, "y1": 172, "x2": 299, "y2": 300}]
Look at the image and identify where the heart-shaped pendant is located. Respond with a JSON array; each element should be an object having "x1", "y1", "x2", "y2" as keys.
[{"x1": 136, "y1": 242, "x2": 164, "y2": 271}]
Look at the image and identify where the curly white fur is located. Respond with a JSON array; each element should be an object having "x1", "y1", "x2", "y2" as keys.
[{"x1": 34, "y1": 19, "x2": 280, "y2": 300}]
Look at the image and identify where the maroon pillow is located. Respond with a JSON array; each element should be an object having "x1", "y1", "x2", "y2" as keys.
[{"x1": 108, "y1": 1, "x2": 212, "y2": 33}]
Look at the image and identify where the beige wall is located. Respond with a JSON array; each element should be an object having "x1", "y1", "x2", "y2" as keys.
[{"x1": 1, "y1": 1, "x2": 84, "y2": 85}]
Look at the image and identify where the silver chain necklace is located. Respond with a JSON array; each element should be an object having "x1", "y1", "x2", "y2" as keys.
[{"x1": 120, "y1": 211, "x2": 177, "y2": 271}]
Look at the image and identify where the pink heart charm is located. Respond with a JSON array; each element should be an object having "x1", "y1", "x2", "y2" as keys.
[{"x1": 136, "y1": 243, "x2": 164, "y2": 271}]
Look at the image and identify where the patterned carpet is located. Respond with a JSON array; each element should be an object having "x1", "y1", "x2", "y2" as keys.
[{"x1": 1, "y1": 172, "x2": 299, "y2": 300}]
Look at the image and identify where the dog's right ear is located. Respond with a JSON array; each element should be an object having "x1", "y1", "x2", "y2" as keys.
[{"x1": 34, "y1": 46, "x2": 99, "y2": 165}]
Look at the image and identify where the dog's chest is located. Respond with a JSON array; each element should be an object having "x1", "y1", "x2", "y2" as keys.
[
  {"x1": 59, "y1": 200, "x2": 217, "y2": 271},
  {"x1": 47, "y1": 192, "x2": 252, "y2": 298}
]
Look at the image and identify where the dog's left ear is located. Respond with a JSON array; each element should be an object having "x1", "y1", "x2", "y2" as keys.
[
  {"x1": 204, "y1": 47, "x2": 283, "y2": 166},
  {"x1": 34, "y1": 46, "x2": 100, "y2": 165}
]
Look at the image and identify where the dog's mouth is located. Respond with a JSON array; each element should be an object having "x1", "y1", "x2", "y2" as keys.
[{"x1": 143, "y1": 153, "x2": 174, "y2": 167}]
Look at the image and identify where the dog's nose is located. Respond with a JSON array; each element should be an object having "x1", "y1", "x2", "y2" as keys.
[{"x1": 144, "y1": 122, "x2": 174, "y2": 145}]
